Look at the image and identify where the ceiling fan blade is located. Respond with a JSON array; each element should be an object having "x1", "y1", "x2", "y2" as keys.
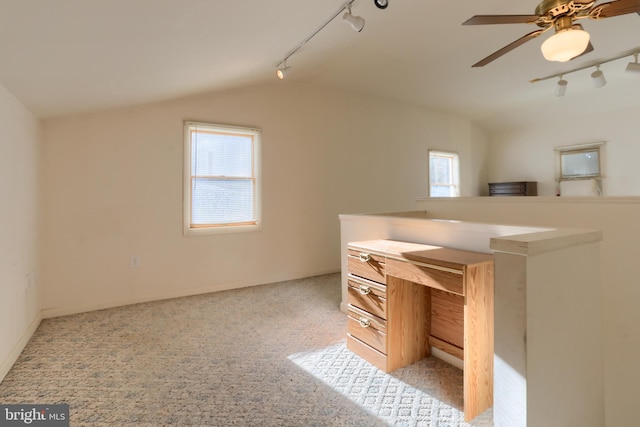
[
  {"x1": 592, "y1": 0, "x2": 640, "y2": 18},
  {"x1": 463, "y1": 14, "x2": 540, "y2": 25},
  {"x1": 472, "y1": 29, "x2": 545, "y2": 67}
]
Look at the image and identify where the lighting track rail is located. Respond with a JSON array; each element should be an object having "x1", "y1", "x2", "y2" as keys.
[
  {"x1": 530, "y1": 46, "x2": 640, "y2": 96},
  {"x1": 531, "y1": 47, "x2": 640, "y2": 82},
  {"x1": 275, "y1": 0, "x2": 388, "y2": 79}
]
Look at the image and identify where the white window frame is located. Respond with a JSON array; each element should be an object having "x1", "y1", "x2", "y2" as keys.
[
  {"x1": 183, "y1": 121, "x2": 261, "y2": 236},
  {"x1": 556, "y1": 143, "x2": 603, "y2": 181},
  {"x1": 428, "y1": 150, "x2": 460, "y2": 197}
]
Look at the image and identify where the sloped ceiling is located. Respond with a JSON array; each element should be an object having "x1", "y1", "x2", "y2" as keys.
[{"x1": 0, "y1": 0, "x2": 639, "y2": 132}]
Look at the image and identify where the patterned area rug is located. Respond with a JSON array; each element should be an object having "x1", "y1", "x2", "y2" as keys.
[
  {"x1": 0, "y1": 274, "x2": 492, "y2": 426},
  {"x1": 290, "y1": 343, "x2": 491, "y2": 427}
]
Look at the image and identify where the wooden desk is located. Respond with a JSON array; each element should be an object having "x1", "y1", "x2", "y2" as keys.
[{"x1": 345, "y1": 239, "x2": 494, "y2": 422}]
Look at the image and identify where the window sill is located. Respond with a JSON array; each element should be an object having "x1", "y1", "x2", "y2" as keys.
[{"x1": 183, "y1": 223, "x2": 262, "y2": 236}]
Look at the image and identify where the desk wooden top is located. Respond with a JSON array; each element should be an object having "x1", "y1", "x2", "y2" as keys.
[{"x1": 348, "y1": 239, "x2": 493, "y2": 270}]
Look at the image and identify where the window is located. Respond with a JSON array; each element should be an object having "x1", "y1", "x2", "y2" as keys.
[
  {"x1": 184, "y1": 121, "x2": 261, "y2": 235},
  {"x1": 559, "y1": 147, "x2": 600, "y2": 180},
  {"x1": 429, "y1": 150, "x2": 460, "y2": 197}
]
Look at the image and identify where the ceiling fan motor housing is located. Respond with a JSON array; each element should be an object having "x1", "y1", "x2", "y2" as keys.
[
  {"x1": 554, "y1": 15, "x2": 576, "y2": 31},
  {"x1": 534, "y1": 0, "x2": 596, "y2": 26}
]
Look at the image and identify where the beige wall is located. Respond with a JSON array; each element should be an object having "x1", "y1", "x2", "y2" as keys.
[
  {"x1": 488, "y1": 105, "x2": 640, "y2": 196},
  {"x1": 40, "y1": 83, "x2": 488, "y2": 316},
  {"x1": 0, "y1": 84, "x2": 41, "y2": 379},
  {"x1": 416, "y1": 196, "x2": 640, "y2": 427}
]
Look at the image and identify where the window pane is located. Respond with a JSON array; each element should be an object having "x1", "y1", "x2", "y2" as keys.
[
  {"x1": 185, "y1": 122, "x2": 261, "y2": 234},
  {"x1": 431, "y1": 185, "x2": 454, "y2": 197},
  {"x1": 429, "y1": 151, "x2": 459, "y2": 197},
  {"x1": 561, "y1": 150, "x2": 599, "y2": 178},
  {"x1": 430, "y1": 156, "x2": 452, "y2": 185},
  {"x1": 191, "y1": 179, "x2": 254, "y2": 225},
  {"x1": 191, "y1": 131, "x2": 253, "y2": 177}
]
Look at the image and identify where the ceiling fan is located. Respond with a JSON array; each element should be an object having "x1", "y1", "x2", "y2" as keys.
[{"x1": 463, "y1": 0, "x2": 640, "y2": 67}]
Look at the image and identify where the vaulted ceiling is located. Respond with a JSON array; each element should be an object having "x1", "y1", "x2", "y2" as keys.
[{"x1": 1, "y1": 0, "x2": 639, "y2": 132}]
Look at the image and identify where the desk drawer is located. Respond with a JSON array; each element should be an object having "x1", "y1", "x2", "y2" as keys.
[
  {"x1": 347, "y1": 316, "x2": 387, "y2": 354},
  {"x1": 346, "y1": 334, "x2": 388, "y2": 372},
  {"x1": 386, "y1": 258, "x2": 464, "y2": 295},
  {"x1": 348, "y1": 305, "x2": 386, "y2": 353},
  {"x1": 347, "y1": 276, "x2": 386, "y2": 319},
  {"x1": 347, "y1": 250, "x2": 385, "y2": 284}
]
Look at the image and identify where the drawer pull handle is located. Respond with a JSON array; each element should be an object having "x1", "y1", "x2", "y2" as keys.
[
  {"x1": 358, "y1": 285, "x2": 371, "y2": 295},
  {"x1": 358, "y1": 252, "x2": 371, "y2": 262},
  {"x1": 358, "y1": 317, "x2": 371, "y2": 328}
]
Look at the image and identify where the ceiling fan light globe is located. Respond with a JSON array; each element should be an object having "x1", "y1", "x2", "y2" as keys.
[{"x1": 541, "y1": 29, "x2": 590, "y2": 62}]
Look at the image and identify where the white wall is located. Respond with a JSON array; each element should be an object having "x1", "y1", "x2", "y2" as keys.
[
  {"x1": 416, "y1": 197, "x2": 640, "y2": 427},
  {"x1": 0, "y1": 84, "x2": 41, "y2": 380},
  {"x1": 40, "y1": 83, "x2": 489, "y2": 317},
  {"x1": 483, "y1": 101, "x2": 640, "y2": 425},
  {"x1": 488, "y1": 105, "x2": 640, "y2": 196}
]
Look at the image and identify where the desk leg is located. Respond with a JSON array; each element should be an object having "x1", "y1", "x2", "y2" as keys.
[
  {"x1": 386, "y1": 276, "x2": 430, "y2": 372},
  {"x1": 463, "y1": 263, "x2": 495, "y2": 421}
]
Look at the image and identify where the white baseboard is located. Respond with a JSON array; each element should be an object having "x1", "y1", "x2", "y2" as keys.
[
  {"x1": 2, "y1": 270, "x2": 340, "y2": 382},
  {"x1": 340, "y1": 301, "x2": 348, "y2": 313},
  {"x1": 0, "y1": 312, "x2": 42, "y2": 384},
  {"x1": 42, "y1": 268, "x2": 340, "y2": 319},
  {"x1": 42, "y1": 281, "x2": 258, "y2": 319}
]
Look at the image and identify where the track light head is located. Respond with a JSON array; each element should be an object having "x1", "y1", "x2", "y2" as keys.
[
  {"x1": 591, "y1": 66, "x2": 607, "y2": 88},
  {"x1": 626, "y1": 53, "x2": 640, "y2": 73},
  {"x1": 555, "y1": 77, "x2": 568, "y2": 97},
  {"x1": 343, "y1": 9, "x2": 365, "y2": 32},
  {"x1": 374, "y1": 0, "x2": 389, "y2": 9},
  {"x1": 276, "y1": 65, "x2": 291, "y2": 80}
]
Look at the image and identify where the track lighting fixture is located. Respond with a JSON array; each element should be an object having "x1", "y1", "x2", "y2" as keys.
[
  {"x1": 343, "y1": 7, "x2": 365, "y2": 32},
  {"x1": 531, "y1": 47, "x2": 640, "y2": 96},
  {"x1": 276, "y1": 63, "x2": 291, "y2": 80},
  {"x1": 591, "y1": 66, "x2": 606, "y2": 88},
  {"x1": 555, "y1": 76, "x2": 568, "y2": 97},
  {"x1": 274, "y1": 0, "x2": 370, "y2": 80},
  {"x1": 374, "y1": 0, "x2": 389, "y2": 9},
  {"x1": 626, "y1": 53, "x2": 640, "y2": 73}
]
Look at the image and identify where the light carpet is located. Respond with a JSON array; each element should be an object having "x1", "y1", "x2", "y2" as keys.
[{"x1": 0, "y1": 274, "x2": 492, "y2": 426}]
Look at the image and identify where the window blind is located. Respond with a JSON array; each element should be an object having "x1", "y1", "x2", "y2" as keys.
[{"x1": 188, "y1": 123, "x2": 259, "y2": 228}]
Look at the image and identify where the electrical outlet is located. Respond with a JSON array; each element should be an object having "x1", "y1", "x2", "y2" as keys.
[
  {"x1": 130, "y1": 256, "x2": 141, "y2": 268},
  {"x1": 25, "y1": 271, "x2": 37, "y2": 293}
]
